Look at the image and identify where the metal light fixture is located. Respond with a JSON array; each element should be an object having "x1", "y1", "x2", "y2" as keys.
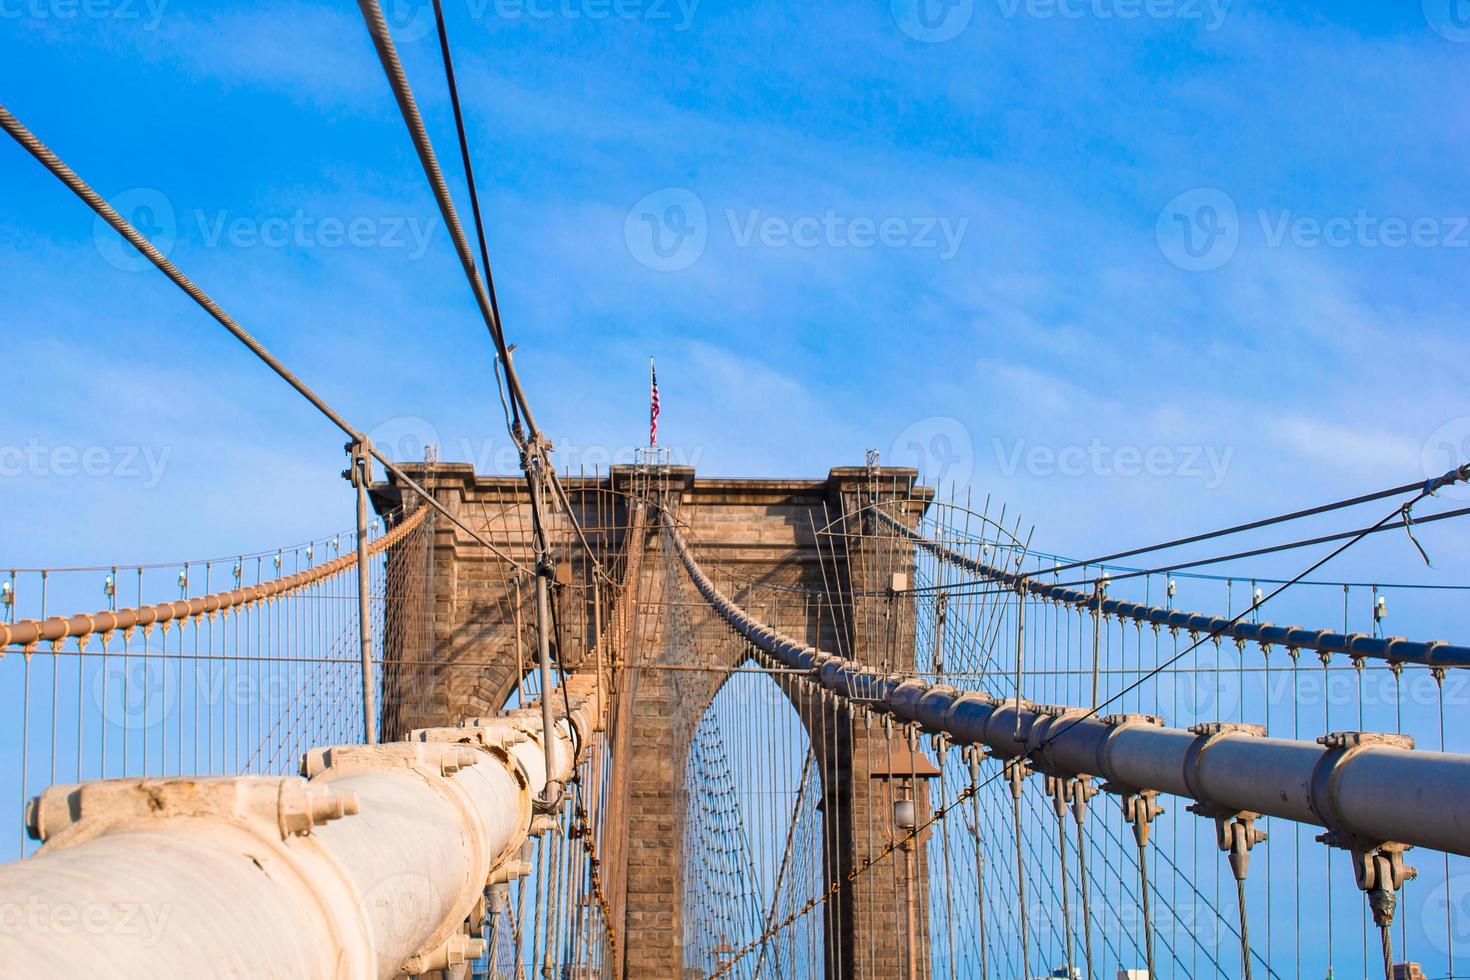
[
  {"x1": 893, "y1": 797, "x2": 917, "y2": 831},
  {"x1": 870, "y1": 739, "x2": 939, "y2": 980}
]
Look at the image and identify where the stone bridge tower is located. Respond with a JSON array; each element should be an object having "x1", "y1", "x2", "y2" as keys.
[{"x1": 376, "y1": 464, "x2": 935, "y2": 979}]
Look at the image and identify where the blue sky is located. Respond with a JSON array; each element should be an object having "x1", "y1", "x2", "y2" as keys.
[
  {"x1": 3, "y1": 0, "x2": 1468, "y2": 586},
  {"x1": 3, "y1": 3, "x2": 1470, "y2": 970}
]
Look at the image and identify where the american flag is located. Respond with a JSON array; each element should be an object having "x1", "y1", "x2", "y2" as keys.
[{"x1": 649, "y1": 358, "x2": 660, "y2": 447}]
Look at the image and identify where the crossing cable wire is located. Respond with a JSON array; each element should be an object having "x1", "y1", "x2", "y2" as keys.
[
  {"x1": 907, "y1": 502, "x2": 1470, "y2": 599},
  {"x1": 1023, "y1": 471, "x2": 1463, "y2": 579},
  {"x1": 1040, "y1": 478, "x2": 1440, "y2": 578},
  {"x1": 0, "y1": 102, "x2": 528, "y2": 574},
  {"x1": 1049, "y1": 502, "x2": 1470, "y2": 589},
  {"x1": 708, "y1": 781, "x2": 982, "y2": 980},
  {"x1": 1097, "y1": 487, "x2": 1445, "y2": 728},
  {"x1": 884, "y1": 475, "x2": 1470, "y2": 599},
  {"x1": 877, "y1": 498, "x2": 1470, "y2": 667}
]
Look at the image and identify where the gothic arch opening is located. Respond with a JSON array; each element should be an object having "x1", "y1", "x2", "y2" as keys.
[{"x1": 681, "y1": 667, "x2": 825, "y2": 978}]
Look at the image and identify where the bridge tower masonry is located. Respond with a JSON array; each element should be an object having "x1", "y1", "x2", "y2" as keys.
[{"x1": 377, "y1": 463, "x2": 934, "y2": 979}]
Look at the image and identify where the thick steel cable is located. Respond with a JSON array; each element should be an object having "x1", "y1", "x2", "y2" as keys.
[
  {"x1": 0, "y1": 103, "x2": 528, "y2": 573},
  {"x1": 354, "y1": 1, "x2": 594, "y2": 568},
  {"x1": 351, "y1": 1, "x2": 526, "y2": 416},
  {"x1": 359, "y1": 0, "x2": 609, "y2": 585},
  {"x1": 427, "y1": 0, "x2": 506, "y2": 397},
  {"x1": 1237, "y1": 876, "x2": 1253, "y2": 980},
  {"x1": 0, "y1": 105, "x2": 356, "y2": 439},
  {"x1": 1052, "y1": 791, "x2": 1077, "y2": 980}
]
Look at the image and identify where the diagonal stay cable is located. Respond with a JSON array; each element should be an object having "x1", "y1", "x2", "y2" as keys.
[
  {"x1": 429, "y1": 0, "x2": 527, "y2": 453},
  {"x1": 0, "y1": 102, "x2": 527, "y2": 573},
  {"x1": 870, "y1": 468, "x2": 1470, "y2": 597},
  {"x1": 858, "y1": 472, "x2": 1451, "y2": 585},
  {"x1": 873, "y1": 488, "x2": 1470, "y2": 669},
  {"x1": 752, "y1": 748, "x2": 815, "y2": 979}
]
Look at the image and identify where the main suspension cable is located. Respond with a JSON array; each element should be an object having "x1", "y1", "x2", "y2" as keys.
[{"x1": 427, "y1": 0, "x2": 518, "y2": 434}]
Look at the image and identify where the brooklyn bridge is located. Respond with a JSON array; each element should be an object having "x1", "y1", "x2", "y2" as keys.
[{"x1": 4, "y1": 3, "x2": 1470, "y2": 979}]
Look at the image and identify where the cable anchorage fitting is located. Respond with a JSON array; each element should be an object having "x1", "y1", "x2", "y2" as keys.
[
  {"x1": 1187, "y1": 803, "x2": 1268, "y2": 881},
  {"x1": 1309, "y1": 731, "x2": 1419, "y2": 933},
  {"x1": 1117, "y1": 789, "x2": 1165, "y2": 847},
  {"x1": 343, "y1": 437, "x2": 373, "y2": 487}
]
